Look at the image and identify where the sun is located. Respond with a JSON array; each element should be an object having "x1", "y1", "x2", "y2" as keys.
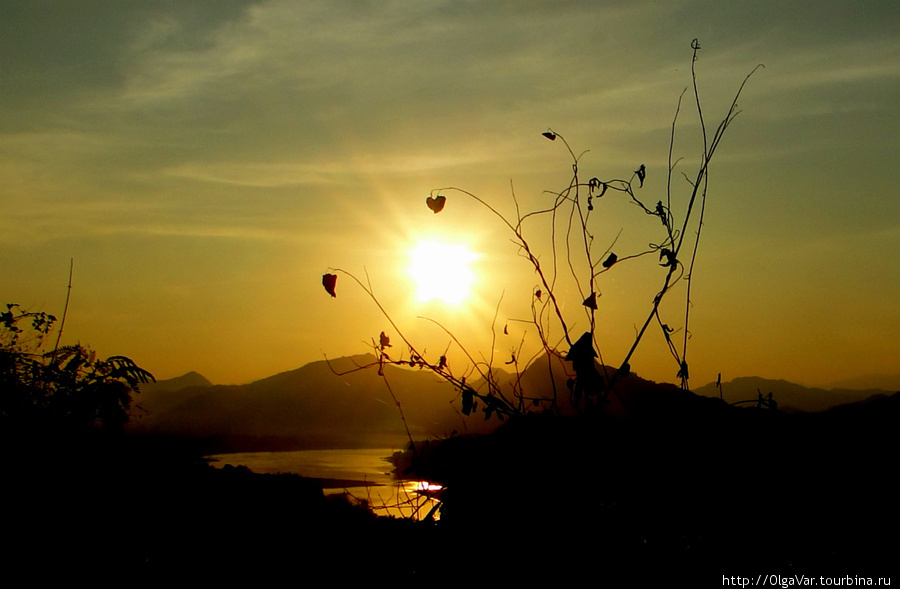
[{"x1": 408, "y1": 240, "x2": 480, "y2": 306}]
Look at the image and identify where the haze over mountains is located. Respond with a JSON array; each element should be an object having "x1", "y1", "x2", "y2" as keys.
[
  {"x1": 692, "y1": 376, "x2": 898, "y2": 413},
  {"x1": 129, "y1": 354, "x2": 493, "y2": 452},
  {"x1": 130, "y1": 354, "x2": 898, "y2": 452}
]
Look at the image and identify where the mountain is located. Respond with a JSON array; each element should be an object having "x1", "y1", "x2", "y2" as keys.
[
  {"x1": 131, "y1": 371, "x2": 213, "y2": 421},
  {"x1": 127, "y1": 353, "x2": 714, "y2": 452},
  {"x1": 142, "y1": 371, "x2": 213, "y2": 393},
  {"x1": 692, "y1": 375, "x2": 896, "y2": 413},
  {"x1": 127, "y1": 354, "x2": 498, "y2": 452},
  {"x1": 128, "y1": 353, "x2": 897, "y2": 452}
]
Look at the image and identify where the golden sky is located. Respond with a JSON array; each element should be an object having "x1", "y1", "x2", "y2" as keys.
[{"x1": 2, "y1": 1, "x2": 898, "y2": 388}]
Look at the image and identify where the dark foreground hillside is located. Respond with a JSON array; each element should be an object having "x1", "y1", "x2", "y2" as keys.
[
  {"x1": 2, "y1": 385, "x2": 897, "y2": 584},
  {"x1": 1, "y1": 431, "x2": 429, "y2": 584},
  {"x1": 398, "y1": 387, "x2": 899, "y2": 583}
]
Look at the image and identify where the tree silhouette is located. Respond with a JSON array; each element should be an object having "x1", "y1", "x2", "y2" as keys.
[{"x1": 1, "y1": 303, "x2": 154, "y2": 434}]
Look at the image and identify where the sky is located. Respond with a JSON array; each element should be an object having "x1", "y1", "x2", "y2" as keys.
[{"x1": 2, "y1": 0, "x2": 898, "y2": 389}]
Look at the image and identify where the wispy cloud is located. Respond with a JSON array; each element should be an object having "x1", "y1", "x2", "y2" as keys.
[{"x1": 2, "y1": 0, "x2": 899, "y2": 385}]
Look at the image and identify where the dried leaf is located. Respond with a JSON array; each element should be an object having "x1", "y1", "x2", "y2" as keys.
[
  {"x1": 659, "y1": 248, "x2": 677, "y2": 268},
  {"x1": 322, "y1": 273, "x2": 337, "y2": 297},
  {"x1": 582, "y1": 292, "x2": 598, "y2": 310},
  {"x1": 565, "y1": 332, "x2": 598, "y2": 362},
  {"x1": 635, "y1": 164, "x2": 646, "y2": 187},
  {"x1": 602, "y1": 253, "x2": 617, "y2": 268},
  {"x1": 461, "y1": 389, "x2": 473, "y2": 415},
  {"x1": 655, "y1": 200, "x2": 667, "y2": 225},
  {"x1": 380, "y1": 331, "x2": 391, "y2": 349},
  {"x1": 426, "y1": 195, "x2": 446, "y2": 214},
  {"x1": 542, "y1": 131, "x2": 556, "y2": 141}
]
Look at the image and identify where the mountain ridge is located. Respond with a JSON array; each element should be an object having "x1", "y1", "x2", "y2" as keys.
[
  {"x1": 127, "y1": 353, "x2": 499, "y2": 452},
  {"x1": 693, "y1": 375, "x2": 896, "y2": 413},
  {"x1": 130, "y1": 354, "x2": 898, "y2": 451}
]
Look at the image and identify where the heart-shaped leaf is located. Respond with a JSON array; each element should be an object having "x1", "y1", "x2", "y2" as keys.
[
  {"x1": 322, "y1": 273, "x2": 337, "y2": 297},
  {"x1": 426, "y1": 195, "x2": 446, "y2": 214}
]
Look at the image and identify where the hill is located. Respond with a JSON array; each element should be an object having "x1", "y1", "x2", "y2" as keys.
[
  {"x1": 127, "y1": 354, "x2": 499, "y2": 451},
  {"x1": 127, "y1": 354, "x2": 898, "y2": 453},
  {"x1": 142, "y1": 371, "x2": 213, "y2": 393},
  {"x1": 392, "y1": 383, "x2": 899, "y2": 582},
  {"x1": 7, "y1": 351, "x2": 897, "y2": 582},
  {"x1": 692, "y1": 375, "x2": 896, "y2": 412}
]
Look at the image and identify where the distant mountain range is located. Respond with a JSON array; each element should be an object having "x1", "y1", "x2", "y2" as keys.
[
  {"x1": 129, "y1": 354, "x2": 497, "y2": 452},
  {"x1": 692, "y1": 376, "x2": 898, "y2": 413},
  {"x1": 129, "y1": 355, "x2": 898, "y2": 452}
]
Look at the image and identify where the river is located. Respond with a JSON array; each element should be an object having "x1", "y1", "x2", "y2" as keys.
[{"x1": 207, "y1": 448, "x2": 442, "y2": 520}]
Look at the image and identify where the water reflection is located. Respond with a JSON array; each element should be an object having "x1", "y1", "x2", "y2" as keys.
[
  {"x1": 208, "y1": 448, "x2": 442, "y2": 520},
  {"x1": 335, "y1": 479, "x2": 442, "y2": 520}
]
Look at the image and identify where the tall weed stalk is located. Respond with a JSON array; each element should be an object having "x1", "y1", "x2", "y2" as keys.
[{"x1": 324, "y1": 40, "x2": 761, "y2": 425}]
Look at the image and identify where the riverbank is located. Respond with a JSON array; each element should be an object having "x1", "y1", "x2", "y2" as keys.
[
  {"x1": 3, "y1": 388, "x2": 897, "y2": 584},
  {"x1": 389, "y1": 389, "x2": 899, "y2": 582},
  {"x1": 1, "y1": 431, "x2": 432, "y2": 583}
]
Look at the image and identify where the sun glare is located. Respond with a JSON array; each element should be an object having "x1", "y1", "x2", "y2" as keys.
[{"x1": 409, "y1": 241, "x2": 480, "y2": 306}]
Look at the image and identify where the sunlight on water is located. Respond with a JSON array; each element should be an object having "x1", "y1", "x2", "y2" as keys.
[{"x1": 208, "y1": 448, "x2": 442, "y2": 520}]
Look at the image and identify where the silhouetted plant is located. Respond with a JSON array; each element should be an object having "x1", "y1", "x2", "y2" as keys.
[
  {"x1": 324, "y1": 40, "x2": 761, "y2": 424},
  {"x1": 0, "y1": 303, "x2": 154, "y2": 433}
]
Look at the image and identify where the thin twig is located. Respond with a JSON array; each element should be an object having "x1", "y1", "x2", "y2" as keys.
[{"x1": 51, "y1": 258, "x2": 74, "y2": 365}]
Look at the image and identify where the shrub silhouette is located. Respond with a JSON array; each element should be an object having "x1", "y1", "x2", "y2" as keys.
[
  {"x1": 324, "y1": 40, "x2": 762, "y2": 423},
  {"x1": 0, "y1": 302, "x2": 154, "y2": 434}
]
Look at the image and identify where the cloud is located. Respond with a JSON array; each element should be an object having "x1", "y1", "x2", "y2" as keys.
[{"x1": 2, "y1": 0, "x2": 899, "y2": 385}]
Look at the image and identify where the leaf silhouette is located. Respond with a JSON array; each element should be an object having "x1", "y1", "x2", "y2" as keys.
[
  {"x1": 322, "y1": 273, "x2": 337, "y2": 297},
  {"x1": 635, "y1": 164, "x2": 646, "y2": 187},
  {"x1": 602, "y1": 253, "x2": 617, "y2": 268},
  {"x1": 655, "y1": 200, "x2": 668, "y2": 226},
  {"x1": 379, "y1": 331, "x2": 391, "y2": 349},
  {"x1": 461, "y1": 388, "x2": 474, "y2": 415},
  {"x1": 426, "y1": 195, "x2": 446, "y2": 214},
  {"x1": 582, "y1": 292, "x2": 598, "y2": 310},
  {"x1": 542, "y1": 131, "x2": 556, "y2": 141},
  {"x1": 588, "y1": 178, "x2": 608, "y2": 197},
  {"x1": 565, "y1": 332, "x2": 598, "y2": 363},
  {"x1": 659, "y1": 248, "x2": 677, "y2": 268}
]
